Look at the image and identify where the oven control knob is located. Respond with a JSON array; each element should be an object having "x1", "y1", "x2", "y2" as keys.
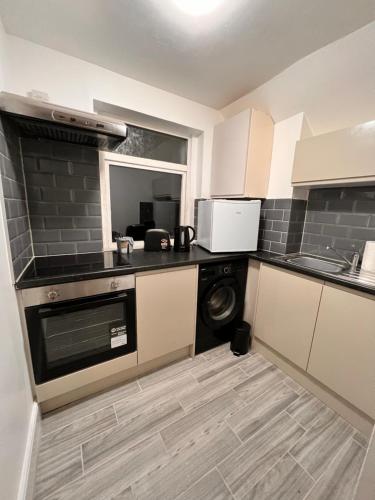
[
  {"x1": 47, "y1": 290, "x2": 59, "y2": 300},
  {"x1": 111, "y1": 281, "x2": 120, "y2": 289}
]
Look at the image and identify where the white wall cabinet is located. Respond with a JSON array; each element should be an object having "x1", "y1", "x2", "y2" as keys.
[
  {"x1": 210, "y1": 109, "x2": 274, "y2": 198},
  {"x1": 307, "y1": 284, "x2": 375, "y2": 419},
  {"x1": 292, "y1": 121, "x2": 375, "y2": 187},
  {"x1": 136, "y1": 266, "x2": 198, "y2": 364},
  {"x1": 254, "y1": 264, "x2": 323, "y2": 370}
]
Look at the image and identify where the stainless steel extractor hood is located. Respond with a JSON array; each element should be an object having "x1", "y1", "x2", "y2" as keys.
[{"x1": 0, "y1": 92, "x2": 127, "y2": 149}]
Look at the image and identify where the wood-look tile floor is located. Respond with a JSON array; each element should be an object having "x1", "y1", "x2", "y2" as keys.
[{"x1": 34, "y1": 345, "x2": 368, "y2": 500}]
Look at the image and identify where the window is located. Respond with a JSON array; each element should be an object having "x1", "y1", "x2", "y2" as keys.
[
  {"x1": 100, "y1": 152, "x2": 188, "y2": 251},
  {"x1": 115, "y1": 125, "x2": 188, "y2": 165},
  {"x1": 110, "y1": 165, "x2": 182, "y2": 241}
]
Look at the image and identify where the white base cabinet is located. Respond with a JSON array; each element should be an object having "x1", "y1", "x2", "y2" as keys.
[
  {"x1": 136, "y1": 266, "x2": 198, "y2": 364},
  {"x1": 307, "y1": 285, "x2": 375, "y2": 419},
  {"x1": 254, "y1": 264, "x2": 323, "y2": 370},
  {"x1": 253, "y1": 263, "x2": 375, "y2": 419}
]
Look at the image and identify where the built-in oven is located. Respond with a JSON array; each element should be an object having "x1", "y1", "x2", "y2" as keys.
[{"x1": 22, "y1": 275, "x2": 136, "y2": 384}]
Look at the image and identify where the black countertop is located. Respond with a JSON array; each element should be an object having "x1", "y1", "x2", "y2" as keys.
[
  {"x1": 16, "y1": 247, "x2": 375, "y2": 296},
  {"x1": 16, "y1": 247, "x2": 249, "y2": 289}
]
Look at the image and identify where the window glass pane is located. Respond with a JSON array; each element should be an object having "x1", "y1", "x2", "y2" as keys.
[
  {"x1": 115, "y1": 125, "x2": 188, "y2": 165},
  {"x1": 110, "y1": 165, "x2": 181, "y2": 241}
]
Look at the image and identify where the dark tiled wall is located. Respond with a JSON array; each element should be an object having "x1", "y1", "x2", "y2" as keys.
[
  {"x1": 0, "y1": 116, "x2": 33, "y2": 278},
  {"x1": 22, "y1": 138, "x2": 103, "y2": 256},
  {"x1": 258, "y1": 199, "x2": 306, "y2": 254},
  {"x1": 301, "y1": 187, "x2": 375, "y2": 259}
]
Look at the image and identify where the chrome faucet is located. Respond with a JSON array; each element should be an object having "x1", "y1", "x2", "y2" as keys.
[{"x1": 325, "y1": 246, "x2": 360, "y2": 273}]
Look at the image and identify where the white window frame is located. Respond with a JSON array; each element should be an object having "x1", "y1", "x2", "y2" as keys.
[{"x1": 99, "y1": 151, "x2": 189, "y2": 251}]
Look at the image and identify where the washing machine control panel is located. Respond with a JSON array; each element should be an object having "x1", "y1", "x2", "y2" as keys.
[{"x1": 222, "y1": 264, "x2": 232, "y2": 275}]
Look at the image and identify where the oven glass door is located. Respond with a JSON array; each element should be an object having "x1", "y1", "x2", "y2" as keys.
[{"x1": 26, "y1": 290, "x2": 136, "y2": 384}]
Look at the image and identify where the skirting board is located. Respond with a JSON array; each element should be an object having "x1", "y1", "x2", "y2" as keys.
[
  {"x1": 17, "y1": 402, "x2": 40, "y2": 500},
  {"x1": 253, "y1": 338, "x2": 374, "y2": 437}
]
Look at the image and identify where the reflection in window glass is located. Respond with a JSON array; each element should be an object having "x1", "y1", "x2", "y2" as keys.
[
  {"x1": 115, "y1": 125, "x2": 188, "y2": 165},
  {"x1": 110, "y1": 165, "x2": 181, "y2": 241}
]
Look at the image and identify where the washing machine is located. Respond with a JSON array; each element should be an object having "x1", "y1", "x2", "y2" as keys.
[{"x1": 195, "y1": 258, "x2": 248, "y2": 354}]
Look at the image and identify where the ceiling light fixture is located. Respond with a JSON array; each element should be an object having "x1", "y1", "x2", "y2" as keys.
[{"x1": 173, "y1": 0, "x2": 224, "y2": 16}]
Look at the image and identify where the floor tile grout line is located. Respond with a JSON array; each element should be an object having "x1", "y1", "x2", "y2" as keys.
[
  {"x1": 283, "y1": 377, "x2": 305, "y2": 394},
  {"x1": 189, "y1": 354, "x2": 253, "y2": 385},
  {"x1": 281, "y1": 378, "x2": 305, "y2": 398},
  {"x1": 225, "y1": 418, "x2": 245, "y2": 445},
  {"x1": 242, "y1": 450, "x2": 308, "y2": 497},
  {"x1": 82, "y1": 398, "x2": 186, "y2": 476},
  {"x1": 287, "y1": 451, "x2": 316, "y2": 483},
  {"x1": 42, "y1": 445, "x2": 87, "y2": 500},
  {"x1": 292, "y1": 427, "x2": 356, "y2": 486},
  {"x1": 158, "y1": 430, "x2": 172, "y2": 455},
  {"x1": 177, "y1": 372, "x2": 251, "y2": 415},
  {"x1": 352, "y1": 435, "x2": 369, "y2": 450},
  {"x1": 41, "y1": 388, "x2": 141, "y2": 438},
  {"x1": 40, "y1": 411, "x2": 121, "y2": 460},
  {"x1": 285, "y1": 410, "x2": 309, "y2": 433},
  {"x1": 235, "y1": 419, "x2": 314, "y2": 494},
  {"x1": 137, "y1": 355, "x2": 207, "y2": 390},
  {"x1": 82, "y1": 430, "x2": 169, "y2": 478},
  {"x1": 80, "y1": 444, "x2": 85, "y2": 475},
  {"x1": 215, "y1": 466, "x2": 236, "y2": 499},
  {"x1": 113, "y1": 403, "x2": 120, "y2": 425},
  {"x1": 225, "y1": 386, "x2": 303, "y2": 444},
  {"x1": 67, "y1": 392, "x2": 188, "y2": 469},
  {"x1": 173, "y1": 467, "x2": 219, "y2": 500}
]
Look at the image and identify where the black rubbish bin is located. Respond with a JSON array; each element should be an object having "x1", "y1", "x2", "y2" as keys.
[{"x1": 230, "y1": 321, "x2": 251, "y2": 356}]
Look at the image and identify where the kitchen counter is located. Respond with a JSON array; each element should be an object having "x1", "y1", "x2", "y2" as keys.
[
  {"x1": 249, "y1": 251, "x2": 375, "y2": 296},
  {"x1": 16, "y1": 246, "x2": 375, "y2": 295},
  {"x1": 16, "y1": 247, "x2": 249, "y2": 289}
]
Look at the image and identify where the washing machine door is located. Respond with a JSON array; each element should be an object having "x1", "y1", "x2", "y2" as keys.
[{"x1": 201, "y1": 277, "x2": 242, "y2": 330}]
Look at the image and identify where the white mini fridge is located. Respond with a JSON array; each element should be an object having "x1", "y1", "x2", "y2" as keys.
[{"x1": 197, "y1": 199, "x2": 261, "y2": 252}]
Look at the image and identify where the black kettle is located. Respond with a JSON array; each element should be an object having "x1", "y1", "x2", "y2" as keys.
[{"x1": 174, "y1": 225, "x2": 196, "y2": 252}]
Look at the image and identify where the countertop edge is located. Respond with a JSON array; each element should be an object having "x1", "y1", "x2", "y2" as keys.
[
  {"x1": 248, "y1": 253, "x2": 375, "y2": 296},
  {"x1": 15, "y1": 249, "x2": 375, "y2": 296},
  {"x1": 15, "y1": 251, "x2": 249, "y2": 290}
]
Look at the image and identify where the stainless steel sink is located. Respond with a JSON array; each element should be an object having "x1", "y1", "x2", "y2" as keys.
[{"x1": 281, "y1": 254, "x2": 348, "y2": 274}]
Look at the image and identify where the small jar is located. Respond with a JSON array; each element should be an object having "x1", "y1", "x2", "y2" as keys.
[{"x1": 116, "y1": 237, "x2": 134, "y2": 254}]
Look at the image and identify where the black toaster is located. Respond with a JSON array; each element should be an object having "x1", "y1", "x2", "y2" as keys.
[{"x1": 144, "y1": 229, "x2": 171, "y2": 251}]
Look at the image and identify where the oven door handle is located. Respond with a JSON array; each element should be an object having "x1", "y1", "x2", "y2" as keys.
[{"x1": 38, "y1": 292, "x2": 129, "y2": 318}]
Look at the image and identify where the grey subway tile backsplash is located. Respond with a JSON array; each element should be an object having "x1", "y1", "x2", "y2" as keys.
[
  {"x1": 270, "y1": 242, "x2": 287, "y2": 254},
  {"x1": 274, "y1": 199, "x2": 292, "y2": 210},
  {"x1": 22, "y1": 138, "x2": 103, "y2": 256},
  {"x1": 258, "y1": 198, "x2": 306, "y2": 254},
  {"x1": 0, "y1": 115, "x2": 33, "y2": 278},
  {"x1": 301, "y1": 186, "x2": 375, "y2": 259}
]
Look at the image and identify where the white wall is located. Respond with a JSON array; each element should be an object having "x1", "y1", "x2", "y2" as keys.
[
  {"x1": 0, "y1": 205, "x2": 34, "y2": 500},
  {"x1": 267, "y1": 112, "x2": 311, "y2": 199},
  {"x1": 220, "y1": 22, "x2": 375, "y2": 199},
  {"x1": 2, "y1": 35, "x2": 222, "y2": 200},
  {"x1": 221, "y1": 21, "x2": 375, "y2": 136},
  {"x1": 0, "y1": 20, "x2": 34, "y2": 500}
]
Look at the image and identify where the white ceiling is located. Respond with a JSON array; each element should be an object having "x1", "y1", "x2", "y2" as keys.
[{"x1": 1, "y1": 0, "x2": 374, "y2": 109}]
